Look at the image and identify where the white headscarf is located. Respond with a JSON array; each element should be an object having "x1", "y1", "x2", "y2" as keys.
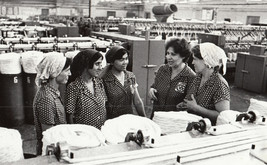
[
  {"x1": 199, "y1": 43, "x2": 228, "y2": 75},
  {"x1": 35, "y1": 53, "x2": 66, "y2": 86}
]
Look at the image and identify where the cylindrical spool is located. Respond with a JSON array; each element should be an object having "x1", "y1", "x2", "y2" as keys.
[
  {"x1": 21, "y1": 51, "x2": 44, "y2": 124},
  {"x1": 0, "y1": 53, "x2": 24, "y2": 127},
  {"x1": 152, "y1": 4, "x2": 178, "y2": 15},
  {"x1": 22, "y1": 73, "x2": 38, "y2": 124}
]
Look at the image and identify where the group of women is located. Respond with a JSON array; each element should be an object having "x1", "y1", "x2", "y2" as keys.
[
  {"x1": 33, "y1": 45, "x2": 146, "y2": 155},
  {"x1": 33, "y1": 37, "x2": 230, "y2": 155}
]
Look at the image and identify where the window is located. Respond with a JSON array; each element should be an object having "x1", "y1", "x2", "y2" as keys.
[
  {"x1": 246, "y1": 16, "x2": 260, "y2": 25},
  {"x1": 145, "y1": 12, "x2": 151, "y2": 19},
  {"x1": 202, "y1": 9, "x2": 214, "y2": 21},
  {"x1": 107, "y1": 11, "x2": 116, "y2": 17},
  {"x1": 42, "y1": 9, "x2": 49, "y2": 16},
  {"x1": 7, "y1": 7, "x2": 13, "y2": 15}
]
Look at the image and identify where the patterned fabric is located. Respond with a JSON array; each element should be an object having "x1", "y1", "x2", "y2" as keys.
[
  {"x1": 151, "y1": 64, "x2": 196, "y2": 112},
  {"x1": 35, "y1": 53, "x2": 66, "y2": 86},
  {"x1": 33, "y1": 84, "x2": 67, "y2": 141},
  {"x1": 102, "y1": 70, "x2": 137, "y2": 119},
  {"x1": 185, "y1": 72, "x2": 230, "y2": 111},
  {"x1": 65, "y1": 76, "x2": 107, "y2": 129}
]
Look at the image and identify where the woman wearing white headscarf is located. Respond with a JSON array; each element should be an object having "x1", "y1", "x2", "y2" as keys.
[
  {"x1": 33, "y1": 53, "x2": 72, "y2": 155},
  {"x1": 178, "y1": 42, "x2": 230, "y2": 125}
]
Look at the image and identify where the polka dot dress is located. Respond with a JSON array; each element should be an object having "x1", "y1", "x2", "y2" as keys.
[
  {"x1": 102, "y1": 70, "x2": 136, "y2": 119},
  {"x1": 33, "y1": 85, "x2": 67, "y2": 141},
  {"x1": 151, "y1": 64, "x2": 196, "y2": 112},
  {"x1": 65, "y1": 77, "x2": 107, "y2": 130},
  {"x1": 185, "y1": 72, "x2": 230, "y2": 112}
]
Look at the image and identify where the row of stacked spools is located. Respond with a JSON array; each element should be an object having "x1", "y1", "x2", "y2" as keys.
[{"x1": 0, "y1": 50, "x2": 79, "y2": 127}]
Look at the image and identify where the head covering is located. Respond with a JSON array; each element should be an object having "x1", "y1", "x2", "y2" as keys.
[
  {"x1": 69, "y1": 49, "x2": 102, "y2": 82},
  {"x1": 105, "y1": 46, "x2": 127, "y2": 64},
  {"x1": 35, "y1": 53, "x2": 66, "y2": 86},
  {"x1": 199, "y1": 43, "x2": 228, "y2": 75}
]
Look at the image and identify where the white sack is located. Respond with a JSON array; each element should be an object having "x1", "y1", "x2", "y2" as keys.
[
  {"x1": 101, "y1": 114, "x2": 161, "y2": 144},
  {"x1": 42, "y1": 124, "x2": 106, "y2": 156}
]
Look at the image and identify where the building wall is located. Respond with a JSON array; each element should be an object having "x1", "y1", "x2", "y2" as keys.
[
  {"x1": 216, "y1": 6, "x2": 267, "y2": 23},
  {"x1": 0, "y1": 0, "x2": 89, "y2": 20},
  {"x1": 2, "y1": 0, "x2": 267, "y2": 24},
  {"x1": 92, "y1": 7, "x2": 128, "y2": 18},
  {"x1": 144, "y1": 3, "x2": 267, "y2": 24}
]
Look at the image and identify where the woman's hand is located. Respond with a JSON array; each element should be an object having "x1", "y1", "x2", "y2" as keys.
[
  {"x1": 176, "y1": 102, "x2": 187, "y2": 111},
  {"x1": 149, "y1": 88, "x2": 158, "y2": 101},
  {"x1": 184, "y1": 94, "x2": 199, "y2": 113}
]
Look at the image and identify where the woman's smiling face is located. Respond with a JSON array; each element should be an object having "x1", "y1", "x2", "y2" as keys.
[
  {"x1": 112, "y1": 53, "x2": 129, "y2": 72},
  {"x1": 165, "y1": 46, "x2": 184, "y2": 68},
  {"x1": 87, "y1": 57, "x2": 103, "y2": 77}
]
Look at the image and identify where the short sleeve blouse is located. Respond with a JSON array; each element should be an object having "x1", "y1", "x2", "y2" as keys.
[
  {"x1": 185, "y1": 72, "x2": 230, "y2": 111},
  {"x1": 65, "y1": 77, "x2": 107, "y2": 130},
  {"x1": 33, "y1": 85, "x2": 67, "y2": 141},
  {"x1": 151, "y1": 64, "x2": 196, "y2": 112},
  {"x1": 102, "y1": 70, "x2": 137, "y2": 119}
]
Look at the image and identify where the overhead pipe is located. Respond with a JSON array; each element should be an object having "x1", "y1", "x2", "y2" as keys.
[
  {"x1": 152, "y1": 4, "x2": 178, "y2": 15},
  {"x1": 152, "y1": 4, "x2": 178, "y2": 23}
]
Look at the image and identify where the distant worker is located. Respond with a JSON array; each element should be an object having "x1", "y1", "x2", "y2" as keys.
[
  {"x1": 84, "y1": 18, "x2": 92, "y2": 36},
  {"x1": 77, "y1": 17, "x2": 85, "y2": 36}
]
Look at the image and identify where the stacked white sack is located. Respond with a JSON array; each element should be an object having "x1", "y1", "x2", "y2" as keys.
[
  {"x1": 101, "y1": 114, "x2": 161, "y2": 144},
  {"x1": 153, "y1": 111, "x2": 202, "y2": 134},
  {"x1": 42, "y1": 124, "x2": 106, "y2": 156},
  {"x1": 0, "y1": 127, "x2": 24, "y2": 163}
]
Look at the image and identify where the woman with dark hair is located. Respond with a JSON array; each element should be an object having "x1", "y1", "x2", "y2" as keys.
[
  {"x1": 33, "y1": 54, "x2": 72, "y2": 155},
  {"x1": 182, "y1": 42, "x2": 230, "y2": 125},
  {"x1": 65, "y1": 49, "x2": 107, "y2": 129},
  {"x1": 101, "y1": 46, "x2": 146, "y2": 119},
  {"x1": 149, "y1": 38, "x2": 196, "y2": 118}
]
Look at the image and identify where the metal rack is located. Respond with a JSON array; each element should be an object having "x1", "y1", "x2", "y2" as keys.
[{"x1": 0, "y1": 36, "x2": 112, "y2": 53}]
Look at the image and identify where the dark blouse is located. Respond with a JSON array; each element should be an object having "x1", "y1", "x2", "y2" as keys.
[
  {"x1": 33, "y1": 85, "x2": 67, "y2": 141},
  {"x1": 65, "y1": 77, "x2": 107, "y2": 129},
  {"x1": 151, "y1": 64, "x2": 196, "y2": 112},
  {"x1": 102, "y1": 70, "x2": 137, "y2": 119},
  {"x1": 185, "y1": 72, "x2": 230, "y2": 122}
]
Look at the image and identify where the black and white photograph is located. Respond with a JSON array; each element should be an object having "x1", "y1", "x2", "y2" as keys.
[{"x1": 0, "y1": 0, "x2": 266, "y2": 164}]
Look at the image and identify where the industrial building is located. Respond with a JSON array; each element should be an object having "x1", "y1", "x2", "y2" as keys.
[{"x1": 0, "y1": 0, "x2": 267, "y2": 164}]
